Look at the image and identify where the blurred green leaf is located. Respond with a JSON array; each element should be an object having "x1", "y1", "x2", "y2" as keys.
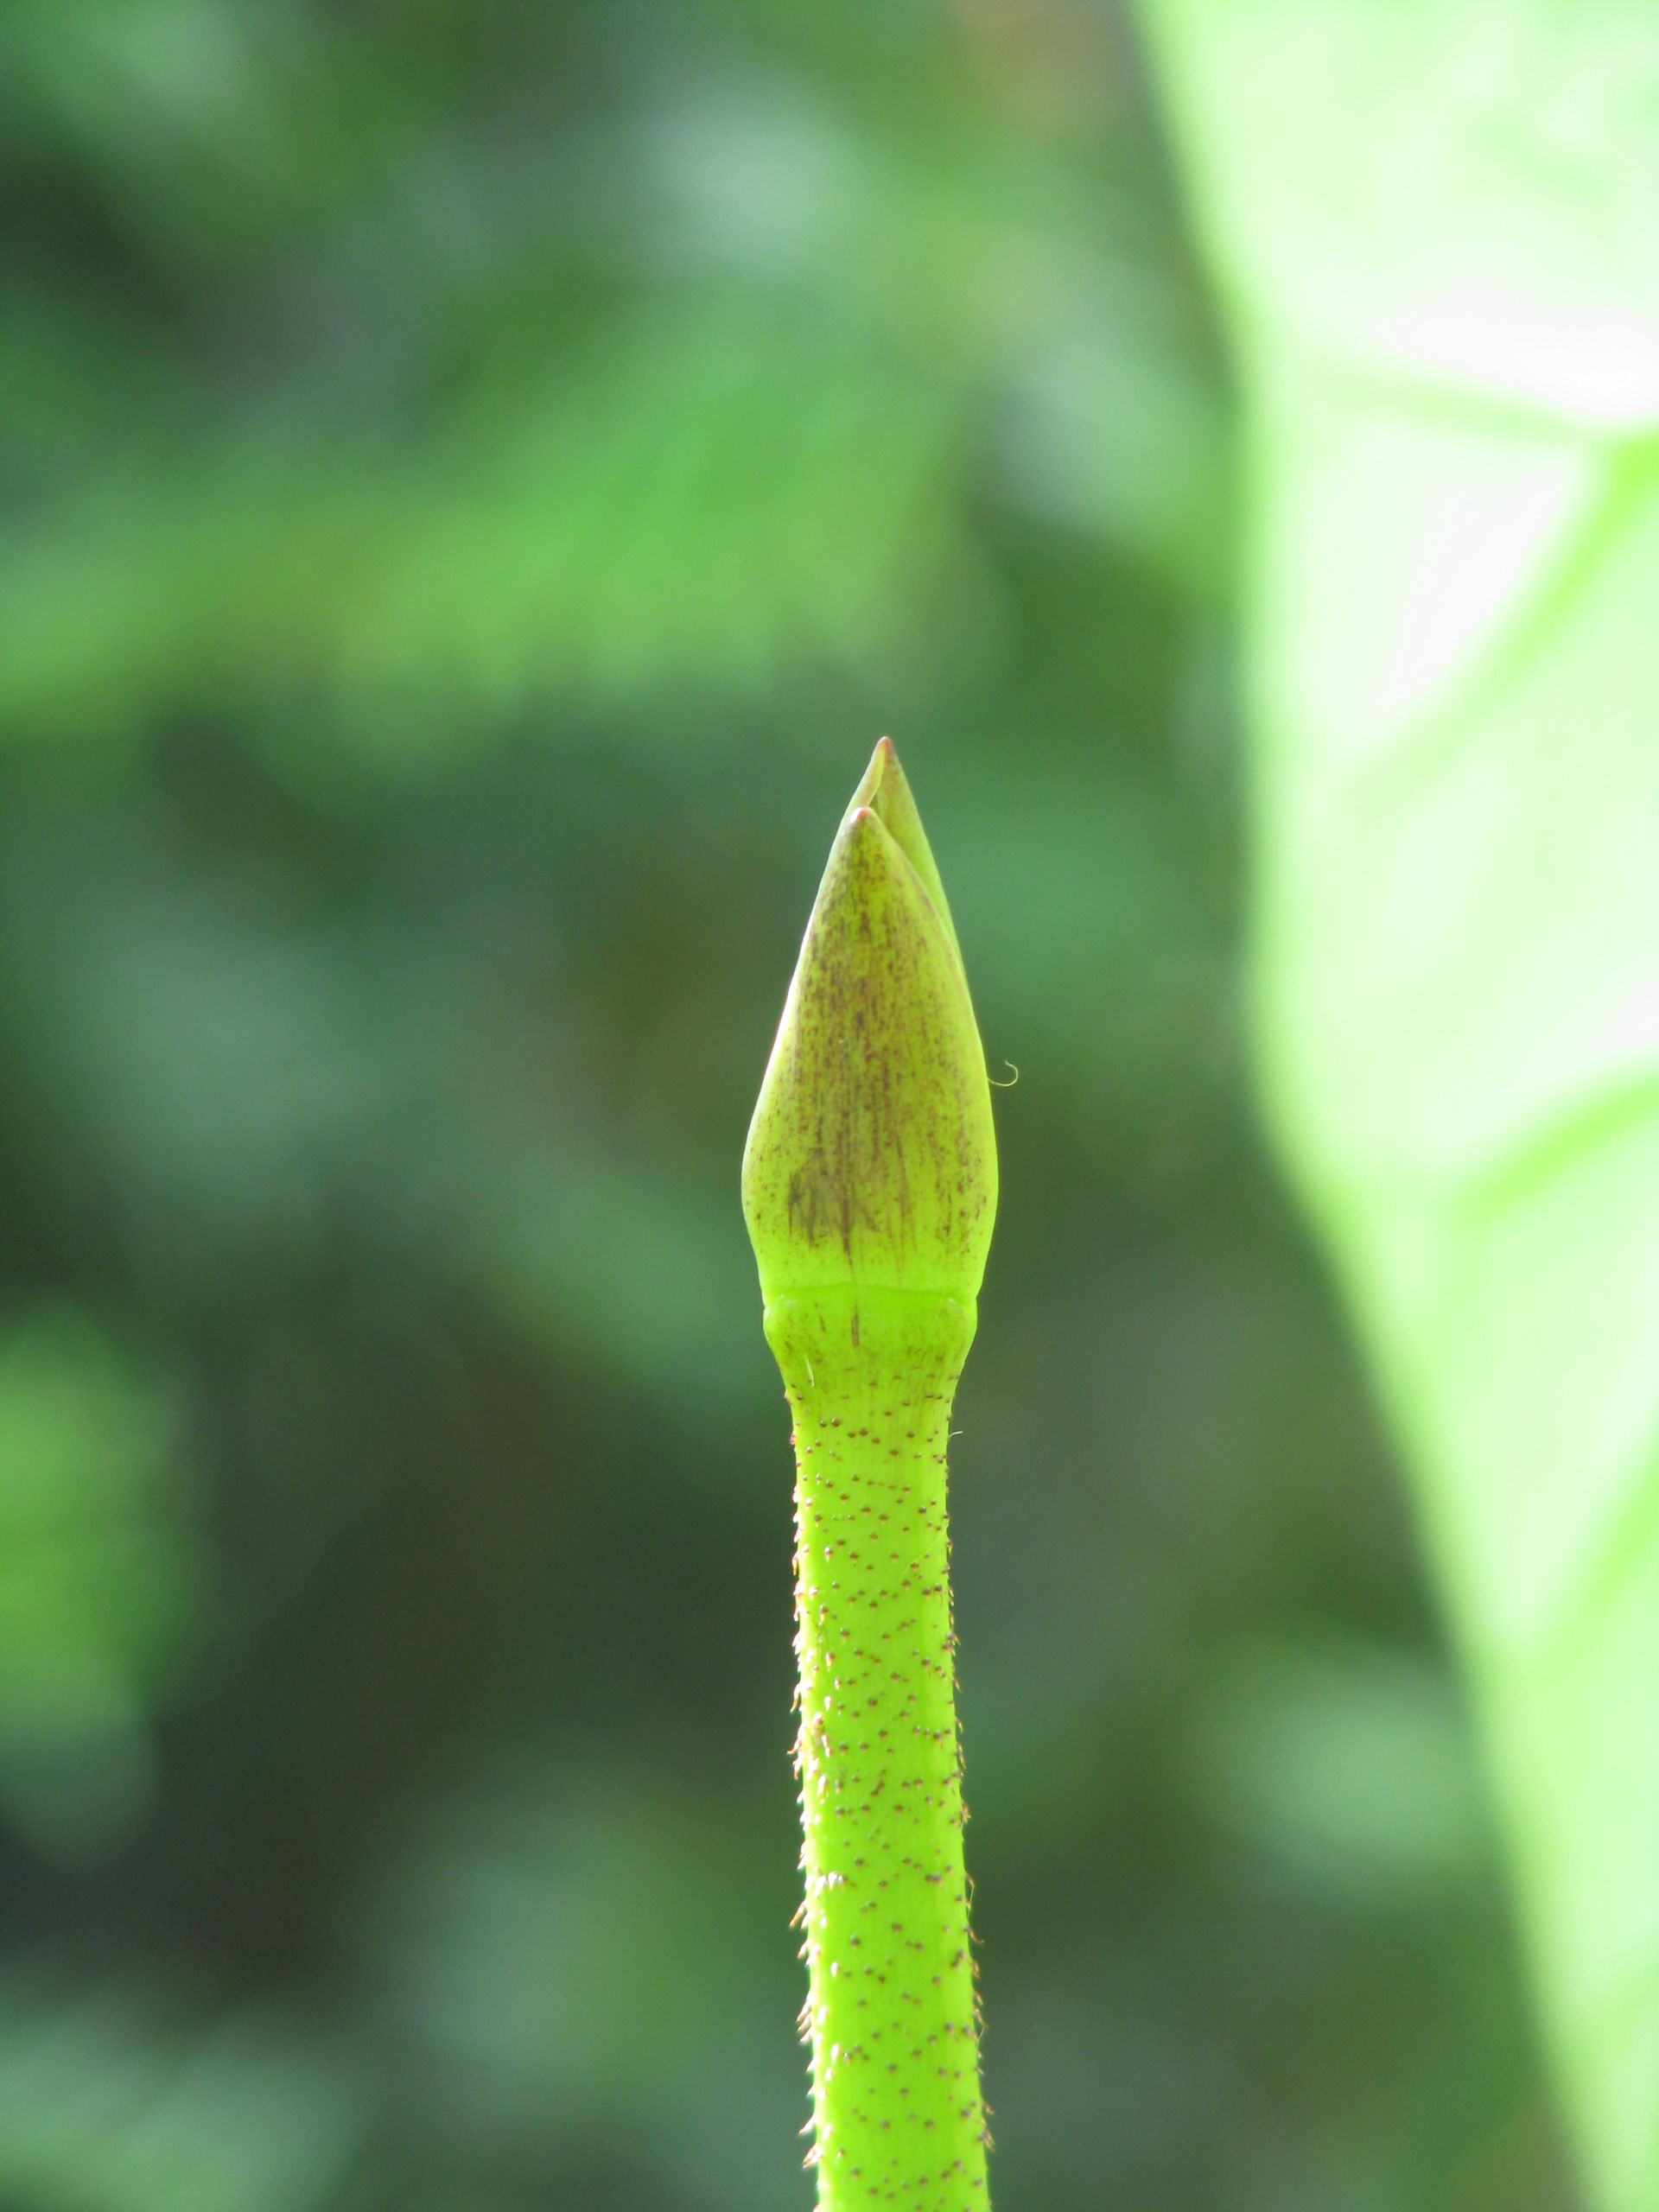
[
  {"x1": 0, "y1": 1313, "x2": 200, "y2": 1859},
  {"x1": 0, "y1": 1969, "x2": 360, "y2": 2212},
  {"x1": 1185, "y1": 1640, "x2": 1484, "y2": 1899},
  {"x1": 1141, "y1": 3, "x2": 1659, "y2": 2205},
  {"x1": 0, "y1": 309, "x2": 970, "y2": 744},
  {"x1": 363, "y1": 1757, "x2": 808, "y2": 2212}
]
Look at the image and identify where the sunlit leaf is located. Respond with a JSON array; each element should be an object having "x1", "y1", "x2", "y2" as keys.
[{"x1": 1143, "y1": 3, "x2": 1659, "y2": 2204}]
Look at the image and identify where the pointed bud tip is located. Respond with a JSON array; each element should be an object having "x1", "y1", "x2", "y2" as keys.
[
  {"x1": 848, "y1": 738, "x2": 896, "y2": 807},
  {"x1": 841, "y1": 738, "x2": 963, "y2": 971}
]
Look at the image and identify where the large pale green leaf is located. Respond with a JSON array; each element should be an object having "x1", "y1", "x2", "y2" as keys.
[{"x1": 1139, "y1": 4, "x2": 1659, "y2": 2207}]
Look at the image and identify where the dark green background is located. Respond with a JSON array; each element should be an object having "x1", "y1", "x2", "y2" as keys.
[{"x1": 0, "y1": 4, "x2": 1567, "y2": 2207}]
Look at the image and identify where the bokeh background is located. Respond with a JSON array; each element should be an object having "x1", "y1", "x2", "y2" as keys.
[{"x1": 0, "y1": 4, "x2": 1572, "y2": 2208}]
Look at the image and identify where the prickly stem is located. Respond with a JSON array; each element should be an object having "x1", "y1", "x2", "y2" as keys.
[{"x1": 744, "y1": 743, "x2": 998, "y2": 2209}]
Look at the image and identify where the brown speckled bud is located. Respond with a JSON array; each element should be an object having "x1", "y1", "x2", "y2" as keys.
[{"x1": 742, "y1": 745, "x2": 996, "y2": 1313}]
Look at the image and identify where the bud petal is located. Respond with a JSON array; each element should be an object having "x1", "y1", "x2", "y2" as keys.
[
  {"x1": 845, "y1": 735, "x2": 964, "y2": 974},
  {"x1": 742, "y1": 746, "x2": 997, "y2": 1308}
]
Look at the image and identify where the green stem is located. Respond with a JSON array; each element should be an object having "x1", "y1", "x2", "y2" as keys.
[{"x1": 769, "y1": 1284, "x2": 989, "y2": 2209}]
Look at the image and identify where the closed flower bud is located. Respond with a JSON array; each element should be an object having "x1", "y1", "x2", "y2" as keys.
[{"x1": 742, "y1": 741, "x2": 997, "y2": 1311}]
